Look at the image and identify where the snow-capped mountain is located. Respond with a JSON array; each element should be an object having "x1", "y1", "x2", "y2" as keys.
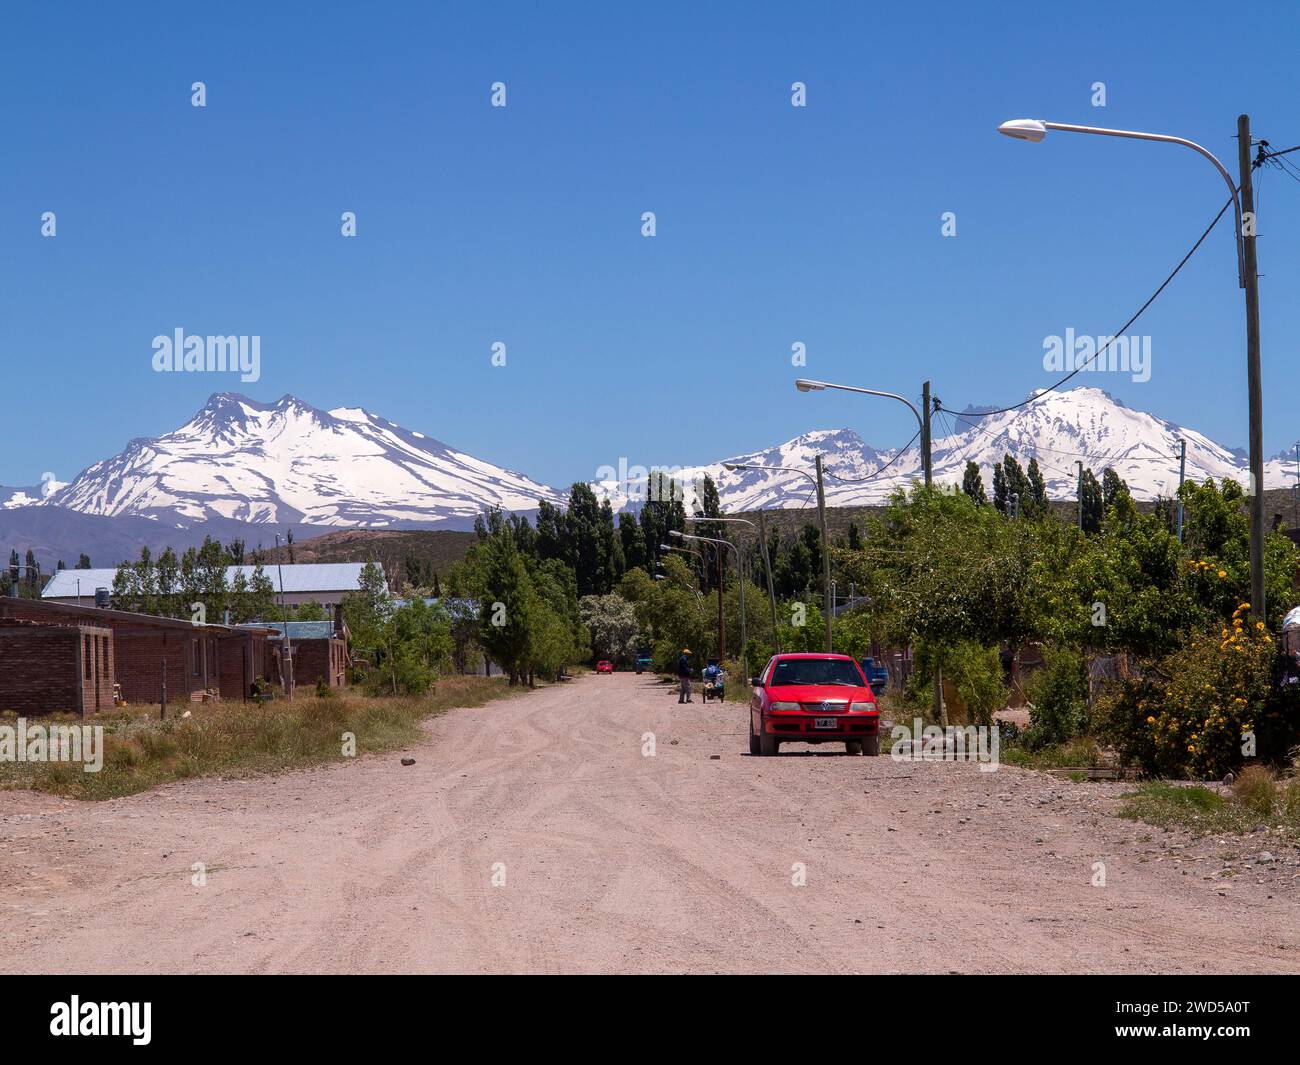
[
  {"x1": 8, "y1": 387, "x2": 1295, "y2": 547},
  {"x1": 44, "y1": 393, "x2": 565, "y2": 527},
  {"x1": 593, "y1": 429, "x2": 888, "y2": 512},
  {"x1": 927, "y1": 387, "x2": 1284, "y2": 502},
  {"x1": 2, "y1": 477, "x2": 66, "y2": 509},
  {"x1": 593, "y1": 387, "x2": 1294, "y2": 512}
]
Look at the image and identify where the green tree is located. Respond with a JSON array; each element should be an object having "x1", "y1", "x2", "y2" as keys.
[
  {"x1": 472, "y1": 524, "x2": 536, "y2": 685},
  {"x1": 961, "y1": 461, "x2": 988, "y2": 506},
  {"x1": 1080, "y1": 468, "x2": 1104, "y2": 533},
  {"x1": 1102, "y1": 468, "x2": 1130, "y2": 512},
  {"x1": 1026, "y1": 458, "x2": 1049, "y2": 519},
  {"x1": 619, "y1": 511, "x2": 648, "y2": 573}
]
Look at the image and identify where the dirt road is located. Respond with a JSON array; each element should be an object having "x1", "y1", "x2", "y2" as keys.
[{"x1": 2, "y1": 673, "x2": 1297, "y2": 974}]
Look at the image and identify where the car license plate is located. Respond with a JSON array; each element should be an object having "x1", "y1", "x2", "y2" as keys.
[{"x1": 814, "y1": 718, "x2": 838, "y2": 729}]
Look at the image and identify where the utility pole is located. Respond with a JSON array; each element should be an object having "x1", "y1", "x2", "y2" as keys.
[
  {"x1": 716, "y1": 544, "x2": 725, "y2": 663},
  {"x1": 1075, "y1": 460, "x2": 1083, "y2": 530},
  {"x1": 1238, "y1": 114, "x2": 1266, "y2": 622},
  {"x1": 275, "y1": 533, "x2": 295, "y2": 700},
  {"x1": 922, "y1": 380, "x2": 944, "y2": 724},
  {"x1": 814, "y1": 454, "x2": 832, "y2": 652},
  {"x1": 921, "y1": 380, "x2": 933, "y2": 487},
  {"x1": 757, "y1": 509, "x2": 781, "y2": 653},
  {"x1": 1176, "y1": 439, "x2": 1187, "y2": 543}
]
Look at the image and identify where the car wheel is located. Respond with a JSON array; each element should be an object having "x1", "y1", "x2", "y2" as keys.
[
  {"x1": 759, "y1": 732, "x2": 778, "y2": 757},
  {"x1": 748, "y1": 722, "x2": 761, "y2": 756},
  {"x1": 844, "y1": 740, "x2": 863, "y2": 755},
  {"x1": 864, "y1": 734, "x2": 881, "y2": 756}
]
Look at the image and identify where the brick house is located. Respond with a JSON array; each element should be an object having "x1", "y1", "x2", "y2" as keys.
[
  {"x1": 252, "y1": 613, "x2": 349, "y2": 690},
  {"x1": 0, "y1": 619, "x2": 115, "y2": 716},
  {"x1": 0, "y1": 597, "x2": 275, "y2": 710}
]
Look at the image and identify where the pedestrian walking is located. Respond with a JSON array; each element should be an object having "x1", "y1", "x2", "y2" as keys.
[{"x1": 677, "y1": 648, "x2": 693, "y2": 703}]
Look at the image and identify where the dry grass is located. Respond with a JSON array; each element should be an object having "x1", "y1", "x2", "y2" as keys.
[{"x1": 0, "y1": 675, "x2": 525, "y2": 801}]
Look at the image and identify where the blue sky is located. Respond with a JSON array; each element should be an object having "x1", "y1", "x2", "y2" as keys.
[{"x1": 3, "y1": 0, "x2": 1298, "y2": 490}]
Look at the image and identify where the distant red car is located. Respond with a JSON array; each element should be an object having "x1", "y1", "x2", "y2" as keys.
[
  {"x1": 596, "y1": 660, "x2": 613, "y2": 674},
  {"x1": 749, "y1": 653, "x2": 880, "y2": 756}
]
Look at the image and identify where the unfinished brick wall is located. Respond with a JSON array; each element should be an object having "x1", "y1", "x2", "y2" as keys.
[
  {"x1": 0, "y1": 599, "x2": 274, "y2": 705},
  {"x1": 265, "y1": 637, "x2": 348, "y2": 690},
  {"x1": 0, "y1": 622, "x2": 114, "y2": 716},
  {"x1": 112, "y1": 627, "x2": 208, "y2": 706}
]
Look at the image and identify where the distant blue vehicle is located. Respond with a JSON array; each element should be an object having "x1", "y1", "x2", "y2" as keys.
[{"x1": 860, "y1": 657, "x2": 888, "y2": 693}]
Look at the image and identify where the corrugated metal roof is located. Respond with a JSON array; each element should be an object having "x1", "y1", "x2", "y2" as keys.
[
  {"x1": 42, "y1": 562, "x2": 377, "y2": 599},
  {"x1": 256, "y1": 621, "x2": 337, "y2": 640}
]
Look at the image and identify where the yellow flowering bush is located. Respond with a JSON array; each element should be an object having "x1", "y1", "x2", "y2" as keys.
[{"x1": 1100, "y1": 603, "x2": 1275, "y2": 777}]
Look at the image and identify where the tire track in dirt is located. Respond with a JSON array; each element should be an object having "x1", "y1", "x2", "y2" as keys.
[{"x1": 2, "y1": 672, "x2": 1297, "y2": 973}]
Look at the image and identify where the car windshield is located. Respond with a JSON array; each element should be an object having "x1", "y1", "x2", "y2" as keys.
[{"x1": 769, "y1": 659, "x2": 864, "y2": 687}]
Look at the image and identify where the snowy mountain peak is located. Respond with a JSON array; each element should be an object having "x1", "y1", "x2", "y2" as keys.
[
  {"x1": 44, "y1": 394, "x2": 565, "y2": 528},
  {"x1": 595, "y1": 386, "x2": 1290, "y2": 513}
]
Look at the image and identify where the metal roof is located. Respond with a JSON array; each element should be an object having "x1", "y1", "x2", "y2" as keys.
[
  {"x1": 256, "y1": 621, "x2": 337, "y2": 640},
  {"x1": 42, "y1": 562, "x2": 377, "y2": 600}
]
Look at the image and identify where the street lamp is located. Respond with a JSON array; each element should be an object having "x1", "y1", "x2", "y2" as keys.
[
  {"x1": 794, "y1": 378, "x2": 931, "y2": 487},
  {"x1": 659, "y1": 545, "x2": 710, "y2": 634},
  {"x1": 672, "y1": 529, "x2": 745, "y2": 679},
  {"x1": 997, "y1": 114, "x2": 1264, "y2": 620},
  {"x1": 724, "y1": 460, "x2": 832, "y2": 652},
  {"x1": 688, "y1": 514, "x2": 781, "y2": 654},
  {"x1": 794, "y1": 376, "x2": 942, "y2": 722}
]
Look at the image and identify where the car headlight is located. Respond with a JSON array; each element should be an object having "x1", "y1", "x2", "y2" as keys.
[
  {"x1": 850, "y1": 701, "x2": 877, "y2": 712},
  {"x1": 770, "y1": 701, "x2": 800, "y2": 711}
]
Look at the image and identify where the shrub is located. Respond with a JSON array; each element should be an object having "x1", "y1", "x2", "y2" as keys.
[
  {"x1": 910, "y1": 640, "x2": 1007, "y2": 726},
  {"x1": 1230, "y1": 764, "x2": 1277, "y2": 820},
  {"x1": 1023, "y1": 646, "x2": 1088, "y2": 749},
  {"x1": 1100, "y1": 602, "x2": 1279, "y2": 778}
]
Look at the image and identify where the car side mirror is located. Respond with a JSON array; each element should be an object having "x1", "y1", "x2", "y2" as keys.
[{"x1": 750, "y1": 676, "x2": 762, "y2": 687}]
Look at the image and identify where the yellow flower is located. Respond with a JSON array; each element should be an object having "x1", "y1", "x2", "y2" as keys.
[
  {"x1": 1218, "y1": 570, "x2": 1227, "y2": 578},
  {"x1": 1256, "y1": 621, "x2": 1266, "y2": 631},
  {"x1": 1146, "y1": 716, "x2": 1155, "y2": 724}
]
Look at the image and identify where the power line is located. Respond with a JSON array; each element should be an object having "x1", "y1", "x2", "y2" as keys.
[
  {"x1": 825, "y1": 427, "x2": 922, "y2": 483},
  {"x1": 938, "y1": 192, "x2": 1236, "y2": 419}
]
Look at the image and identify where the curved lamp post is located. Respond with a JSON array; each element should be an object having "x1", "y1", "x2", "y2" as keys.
[
  {"x1": 795, "y1": 376, "x2": 943, "y2": 723},
  {"x1": 723, "y1": 460, "x2": 832, "y2": 652},
  {"x1": 997, "y1": 115, "x2": 1264, "y2": 620},
  {"x1": 672, "y1": 530, "x2": 745, "y2": 680},
  {"x1": 689, "y1": 513, "x2": 780, "y2": 653}
]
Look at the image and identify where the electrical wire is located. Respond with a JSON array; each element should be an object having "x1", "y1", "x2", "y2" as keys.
[
  {"x1": 825, "y1": 426, "x2": 923, "y2": 483},
  {"x1": 938, "y1": 192, "x2": 1236, "y2": 419}
]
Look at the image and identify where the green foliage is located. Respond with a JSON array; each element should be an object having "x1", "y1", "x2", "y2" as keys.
[
  {"x1": 961, "y1": 461, "x2": 987, "y2": 506},
  {"x1": 908, "y1": 640, "x2": 1007, "y2": 726},
  {"x1": 1023, "y1": 646, "x2": 1088, "y2": 748},
  {"x1": 1097, "y1": 603, "x2": 1282, "y2": 778},
  {"x1": 624, "y1": 554, "x2": 714, "y2": 669}
]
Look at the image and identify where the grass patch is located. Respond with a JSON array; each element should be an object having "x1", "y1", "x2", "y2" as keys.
[
  {"x1": 1118, "y1": 772, "x2": 1300, "y2": 841},
  {"x1": 0, "y1": 675, "x2": 525, "y2": 801},
  {"x1": 1000, "y1": 735, "x2": 1105, "y2": 770}
]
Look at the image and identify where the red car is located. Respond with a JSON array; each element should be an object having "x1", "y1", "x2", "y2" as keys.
[
  {"x1": 596, "y1": 660, "x2": 613, "y2": 674},
  {"x1": 749, "y1": 653, "x2": 881, "y2": 756}
]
